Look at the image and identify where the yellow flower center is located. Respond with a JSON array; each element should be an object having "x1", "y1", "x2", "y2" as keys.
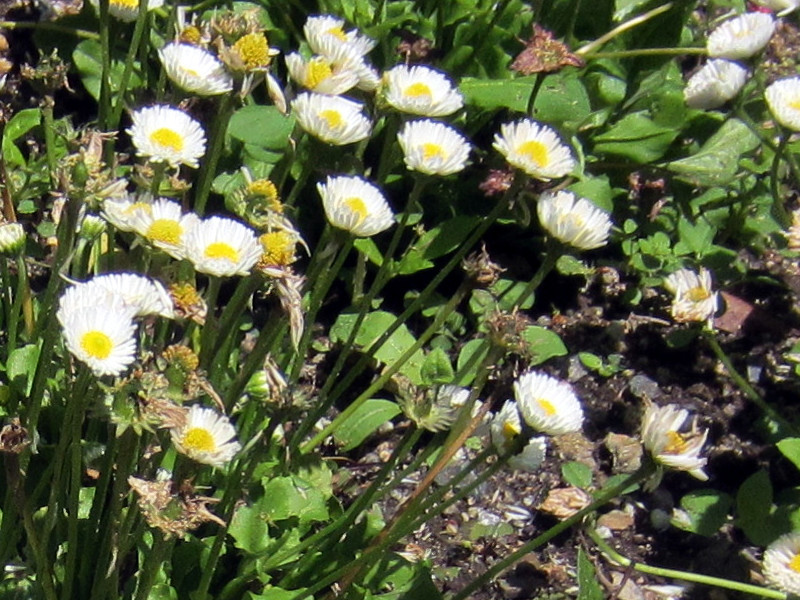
[
  {"x1": 259, "y1": 231, "x2": 296, "y2": 266},
  {"x1": 789, "y1": 553, "x2": 800, "y2": 573},
  {"x1": 305, "y1": 58, "x2": 333, "y2": 89},
  {"x1": 404, "y1": 82, "x2": 432, "y2": 98},
  {"x1": 344, "y1": 196, "x2": 368, "y2": 224},
  {"x1": 502, "y1": 420, "x2": 520, "y2": 440},
  {"x1": 248, "y1": 179, "x2": 279, "y2": 201},
  {"x1": 326, "y1": 25, "x2": 348, "y2": 41},
  {"x1": 320, "y1": 109, "x2": 344, "y2": 129},
  {"x1": 147, "y1": 219, "x2": 182, "y2": 245},
  {"x1": 517, "y1": 140, "x2": 549, "y2": 167},
  {"x1": 182, "y1": 427, "x2": 216, "y2": 453},
  {"x1": 204, "y1": 241, "x2": 240, "y2": 263},
  {"x1": 110, "y1": 0, "x2": 138, "y2": 9},
  {"x1": 179, "y1": 26, "x2": 202, "y2": 45},
  {"x1": 790, "y1": 98, "x2": 800, "y2": 112},
  {"x1": 149, "y1": 128, "x2": 184, "y2": 152},
  {"x1": 232, "y1": 33, "x2": 271, "y2": 70},
  {"x1": 422, "y1": 143, "x2": 446, "y2": 161},
  {"x1": 169, "y1": 282, "x2": 203, "y2": 307},
  {"x1": 686, "y1": 286, "x2": 711, "y2": 303},
  {"x1": 664, "y1": 430, "x2": 690, "y2": 454},
  {"x1": 80, "y1": 330, "x2": 113, "y2": 359},
  {"x1": 537, "y1": 398, "x2": 557, "y2": 416}
]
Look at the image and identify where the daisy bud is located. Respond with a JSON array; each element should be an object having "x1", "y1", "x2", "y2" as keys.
[
  {"x1": 706, "y1": 12, "x2": 775, "y2": 59},
  {"x1": 766, "y1": 76, "x2": 800, "y2": 131},
  {"x1": 0, "y1": 222, "x2": 25, "y2": 255}
]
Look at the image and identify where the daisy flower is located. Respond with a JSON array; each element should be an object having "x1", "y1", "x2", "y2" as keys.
[
  {"x1": 103, "y1": 0, "x2": 163, "y2": 22},
  {"x1": 159, "y1": 43, "x2": 233, "y2": 96},
  {"x1": 0, "y1": 222, "x2": 25, "y2": 255},
  {"x1": 763, "y1": 532, "x2": 800, "y2": 595},
  {"x1": 383, "y1": 65, "x2": 463, "y2": 117},
  {"x1": 304, "y1": 15, "x2": 376, "y2": 58},
  {"x1": 663, "y1": 267, "x2": 718, "y2": 324},
  {"x1": 171, "y1": 405, "x2": 241, "y2": 467},
  {"x1": 130, "y1": 198, "x2": 199, "y2": 259},
  {"x1": 493, "y1": 119, "x2": 576, "y2": 180},
  {"x1": 291, "y1": 92, "x2": 372, "y2": 145},
  {"x1": 61, "y1": 305, "x2": 138, "y2": 377},
  {"x1": 102, "y1": 194, "x2": 154, "y2": 232},
  {"x1": 127, "y1": 105, "x2": 207, "y2": 168},
  {"x1": 397, "y1": 120, "x2": 471, "y2": 176},
  {"x1": 641, "y1": 403, "x2": 709, "y2": 481},
  {"x1": 514, "y1": 371, "x2": 584, "y2": 436},
  {"x1": 766, "y1": 77, "x2": 800, "y2": 131},
  {"x1": 317, "y1": 175, "x2": 394, "y2": 237},
  {"x1": 89, "y1": 273, "x2": 175, "y2": 318},
  {"x1": 183, "y1": 216, "x2": 263, "y2": 277},
  {"x1": 285, "y1": 48, "x2": 360, "y2": 96},
  {"x1": 753, "y1": 0, "x2": 800, "y2": 16},
  {"x1": 706, "y1": 12, "x2": 775, "y2": 60},
  {"x1": 683, "y1": 59, "x2": 748, "y2": 109},
  {"x1": 536, "y1": 190, "x2": 612, "y2": 250}
]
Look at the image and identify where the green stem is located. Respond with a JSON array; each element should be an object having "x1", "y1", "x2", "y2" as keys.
[
  {"x1": 769, "y1": 135, "x2": 794, "y2": 229},
  {"x1": 583, "y1": 47, "x2": 706, "y2": 59},
  {"x1": 42, "y1": 96, "x2": 58, "y2": 186},
  {"x1": 374, "y1": 113, "x2": 401, "y2": 185},
  {"x1": 134, "y1": 532, "x2": 173, "y2": 600},
  {"x1": 526, "y1": 72, "x2": 547, "y2": 117},
  {"x1": 447, "y1": 465, "x2": 653, "y2": 600},
  {"x1": 588, "y1": 528, "x2": 786, "y2": 599},
  {"x1": 0, "y1": 20, "x2": 99, "y2": 39},
  {"x1": 508, "y1": 238, "x2": 561, "y2": 308},
  {"x1": 7, "y1": 254, "x2": 32, "y2": 358},
  {"x1": 208, "y1": 275, "x2": 262, "y2": 373},
  {"x1": 194, "y1": 94, "x2": 236, "y2": 216},
  {"x1": 575, "y1": 2, "x2": 678, "y2": 56},
  {"x1": 97, "y1": 0, "x2": 112, "y2": 131},
  {"x1": 199, "y1": 276, "x2": 223, "y2": 369}
]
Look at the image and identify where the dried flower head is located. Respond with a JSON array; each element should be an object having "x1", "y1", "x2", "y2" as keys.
[
  {"x1": 641, "y1": 402, "x2": 708, "y2": 481},
  {"x1": 259, "y1": 230, "x2": 298, "y2": 267},
  {"x1": 511, "y1": 24, "x2": 584, "y2": 75},
  {"x1": 169, "y1": 282, "x2": 207, "y2": 324},
  {"x1": 162, "y1": 344, "x2": 200, "y2": 373}
]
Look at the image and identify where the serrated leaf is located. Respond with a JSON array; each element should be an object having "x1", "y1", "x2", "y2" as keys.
[{"x1": 332, "y1": 399, "x2": 401, "y2": 451}]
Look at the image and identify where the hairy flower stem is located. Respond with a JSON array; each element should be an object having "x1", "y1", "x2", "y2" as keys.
[
  {"x1": 194, "y1": 94, "x2": 236, "y2": 216},
  {"x1": 134, "y1": 532, "x2": 173, "y2": 600},
  {"x1": 588, "y1": 528, "x2": 786, "y2": 599},
  {"x1": 448, "y1": 465, "x2": 653, "y2": 600}
]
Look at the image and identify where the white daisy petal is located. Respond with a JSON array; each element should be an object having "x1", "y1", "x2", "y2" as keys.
[
  {"x1": 514, "y1": 371, "x2": 584, "y2": 435},
  {"x1": 383, "y1": 65, "x2": 463, "y2": 117},
  {"x1": 490, "y1": 399, "x2": 523, "y2": 454},
  {"x1": 537, "y1": 190, "x2": 612, "y2": 250},
  {"x1": 763, "y1": 532, "x2": 800, "y2": 595},
  {"x1": 507, "y1": 437, "x2": 547, "y2": 472},
  {"x1": 683, "y1": 59, "x2": 749, "y2": 110},
  {"x1": 0, "y1": 222, "x2": 25, "y2": 255},
  {"x1": 707, "y1": 12, "x2": 775, "y2": 60},
  {"x1": 285, "y1": 44, "x2": 364, "y2": 96},
  {"x1": 766, "y1": 76, "x2": 800, "y2": 131},
  {"x1": 171, "y1": 405, "x2": 241, "y2": 467},
  {"x1": 128, "y1": 105, "x2": 207, "y2": 168},
  {"x1": 493, "y1": 119, "x2": 576, "y2": 180},
  {"x1": 397, "y1": 119, "x2": 471, "y2": 176},
  {"x1": 317, "y1": 175, "x2": 394, "y2": 237},
  {"x1": 184, "y1": 216, "x2": 263, "y2": 277},
  {"x1": 304, "y1": 15, "x2": 376, "y2": 58},
  {"x1": 663, "y1": 267, "x2": 718, "y2": 324},
  {"x1": 61, "y1": 305, "x2": 138, "y2": 376},
  {"x1": 641, "y1": 403, "x2": 709, "y2": 481},
  {"x1": 99, "y1": 0, "x2": 163, "y2": 22},
  {"x1": 159, "y1": 43, "x2": 234, "y2": 96},
  {"x1": 101, "y1": 194, "x2": 154, "y2": 232},
  {"x1": 291, "y1": 92, "x2": 372, "y2": 145},
  {"x1": 90, "y1": 273, "x2": 175, "y2": 318}
]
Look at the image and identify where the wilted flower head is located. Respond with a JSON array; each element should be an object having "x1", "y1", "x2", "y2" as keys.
[
  {"x1": 663, "y1": 267, "x2": 718, "y2": 324},
  {"x1": 159, "y1": 43, "x2": 233, "y2": 96},
  {"x1": 766, "y1": 76, "x2": 800, "y2": 131},
  {"x1": 317, "y1": 175, "x2": 394, "y2": 237},
  {"x1": 0, "y1": 222, "x2": 25, "y2": 255},
  {"x1": 514, "y1": 371, "x2": 584, "y2": 435},
  {"x1": 291, "y1": 92, "x2": 372, "y2": 145},
  {"x1": 536, "y1": 190, "x2": 612, "y2": 250},
  {"x1": 707, "y1": 12, "x2": 776, "y2": 59},
  {"x1": 128, "y1": 105, "x2": 207, "y2": 168},
  {"x1": 641, "y1": 403, "x2": 708, "y2": 481},
  {"x1": 171, "y1": 405, "x2": 241, "y2": 467},
  {"x1": 383, "y1": 65, "x2": 463, "y2": 117},
  {"x1": 683, "y1": 59, "x2": 748, "y2": 109},
  {"x1": 511, "y1": 24, "x2": 584, "y2": 75},
  {"x1": 763, "y1": 532, "x2": 800, "y2": 595},
  {"x1": 397, "y1": 119, "x2": 471, "y2": 176},
  {"x1": 493, "y1": 119, "x2": 576, "y2": 180}
]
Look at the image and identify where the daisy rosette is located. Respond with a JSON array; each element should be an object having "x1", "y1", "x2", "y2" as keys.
[
  {"x1": 304, "y1": 15, "x2": 376, "y2": 58},
  {"x1": 184, "y1": 216, "x2": 263, "y2": 277},
  {"x1": 317, "y1": 175, "x2": 394, "y2": 237},
  {"x1": 159, "y1": 43, "x2": 233, "y2": 96},
  {"x1": 171, "y1": 405, "x2": 241, "y2": 467},
  {"x1": 383, "y1": 64, "x2": 464, "y2": 117},
  {"x1": 60, "y1": 305, "x2": 138, "y2": 377},
  {"x1": 537, "y1": 190, "x2": 612, "y2": 250},
  {"x1": 706, "y1": 12, "x2": 775, "y2": 60},
  {"x1": 640, "y1": 402, "x2": 708, "y2": 481},
  {"x1": 766, "y1": 76, "x2": 800, "y2": 131},
  {"x1": 514, "y1": 370, "x2": 584, "y2": 436},
  {"x1": 285, "y1": 45, "x2": 362, "y2": 96},
  {"x1": 683, "y1": 59, "x2": 748, "y2": 110},
  {"x1": 397, "y1": 119, "x2": 471, "y2": 176},
  {"x1": 102, "y1": 194, "x2": 154, "y2": 232},
  {"x1": 763, "y1": 532, "x2": 800, "y2": 595},
  {"x1": 130, "y1": 198, "x2": 200, "y2": 259},
  {"x1": 291, "y1": 92, "x2": 372, "y2": 145},
  {"x1": 493, "y1": 119, "x2": 576, "y2": 180},
  {"x1": 663, "y1": 267, "x2": 718, "y2": 324},
  {"x1": 128, "y1": 105, "x2": 207, "y2": 168}
]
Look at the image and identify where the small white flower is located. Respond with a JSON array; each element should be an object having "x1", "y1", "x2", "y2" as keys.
[
  {"x1": 184, "y1": 216, "x2": 263, "y2": 277},
  {"x1": 90, "y1": 273, "x2": 175, "y2": 318},
  {"x1": 285, "y1": 45, "x2": 363, "y2": 96},
  {"x1": 514, "y1": 371, "x2": 584, "y2": 435},
  {"x1": 537, "y1": 190, "x2": 612, "y2": 250},
  {"x1": 291, "y1": 92, "x2": 372, "y2": 145},
  {"x1": 102, "y1": 0, "x2": 163, "y2": 22},
  {"x1": 102, "y1": 194, "x2": 153, "y2": 232},
  {"x1": 0, "y1": 222, "x2": 25, "y2": 255},
  {"x1": 763, "y1": 532, "x2": 800, "y2": 595},
  {"x1": 490, "y1": 399, "x2": 523, "y2": 454},
  {"x1": 304, "y1": 15, "x2": 376, "y2": 58},
  {"x1": 130, "y1": 198, "x2": 199, "y2": 259},
  {"x1": 663, "y1": 267, "x2": 718, "y2": 324},
  {"x1": 766, "y1": 76, "x2": 800, "y2": 131},
  {"x1": 684, "y1": 59, "x2": 748, "y2": 109},
  {"x1": 397, "y1": 120, "x2": 471, "y2": 176},
  {"x1": 508, "y1": 437, "x2": 547, "y2": 472},
  {"x1": 171, "y1": 405, "x2": 241, "y2": 467},
  {"x1": 128, "y1": 105, "x2": 207, "y2": 168},
  {"x1": 317, "y1": 175, "x2": 394, "y2": 237},
  {"x1": 61, "y1": 305, "x2": 138, "y2": 376},
  {"x1": 707, "y1": 12, "x2": 775, "y2": 60},
  {"x1": 753, "y1": 0, "x2": 800, "y2": 16},
  {"x1": 383, "y1": 65, "x2": 463, "y2": 117},
  {"x1": 159, "y1": 43, "x2": 233, "y2": 96},
  {"x1": 78, "y1": 214, "x2": 107, "y2": 239},
  {"x1": 493, "y1": 120, "x2": 576, "y2": 180},
  {"x1": 641, "y1": 403, "x2": 709, "y2": 481}
]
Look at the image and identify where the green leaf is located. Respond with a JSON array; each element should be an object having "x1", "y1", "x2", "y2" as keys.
[
  {"x1": 396, "y1": 216, "x2": 479, "y2": 275},
  {"x1": 736, "y1": 470, "x2": 775, "y2": 546},
  {"x1": 246, "y1": 588, "x2": 313, "y2": 600},
  {"x1": 7, "y1": 344, "x2": 40, "y2": 396},
  {"x1": 777, "y1": 438, "x2": 800, "y2": 472},
  {"x1": 667, "y1": 119, "x2": 759, "y2": 187},
  {"x1": 556, "y1": 255, "x2": 593, "y2": 277},
  {"x1": 562, "y1": 461, "x2": 593, "y2": 489},
  {"x1": 522, "y1": 327, "x2": 568, "y2": 365},
  {"x1": 354, "y1": 238, "x2": 384, "y2": 267},
  {"x1": 2, "y1": 108, "x2": 41, "y2": 168},
  {"x1": 421, "y1": 347, "x2": 455, "y2": 385},
  {"x1": 593, "y1": 111, "x2": 680, "y2": 163},
  {"x1": 455, "y1": 339, "x2": 489, "y2": 386},
  {"x1": 568, "y1": 174, "x2": 617, "y2": 213},
  {"x1": 577, "y1": 547, "x2": 604, "y2": 600},
  {"x1": 72, "y1": 39, "x2": 143, "y2": 102},
  {"x1": 259, "y1": 476, "x2": 328, "y2": 525},
  {"x1": 673, "y1": 489, "x2": 732, "y2": 536},
  {"x1": 228, "y1": 105, "x2": 295, "y2": 151},
  {"x1": 229, "y1": 505, "x2": 270, "y2": 554},
  {"x1": 332, "y1": 399, "x2": 401, "y2": 451},
  {"x1": 578, "y1": 352, "x2": 603, "y2": 371}
]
